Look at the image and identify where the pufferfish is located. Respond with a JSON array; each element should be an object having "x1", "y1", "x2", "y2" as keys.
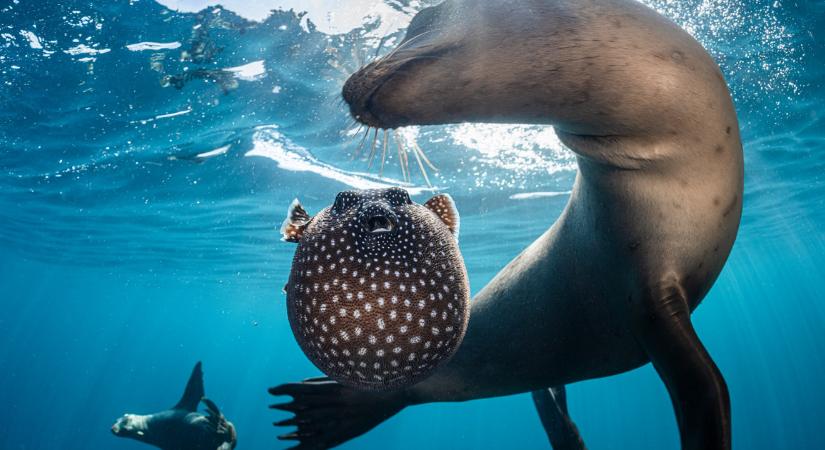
[{"x1": 281, "y1": 187, "x2": 469, "y2": 391}]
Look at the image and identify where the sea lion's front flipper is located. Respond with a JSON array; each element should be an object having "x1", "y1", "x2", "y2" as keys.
[
  {"x1": 269, "y1": 377, "x2": 405, "y2": 448},
  {"x1": 531, "y1": 386, "x2": 587, "y2": 450},
  {"x1": 638, "y1": 286, "x2": 731, "y2": 450},
  {"x1": 174, "y1": 361, "x2": 205, "y2": 412}
]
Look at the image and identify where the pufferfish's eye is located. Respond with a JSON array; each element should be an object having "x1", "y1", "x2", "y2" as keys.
[
  {"x1": 384, "y1": 187, "x2": 412, "y2": 207},
  {"x1": 332, "y1": 190, "x2": 358, "y2": 213}
]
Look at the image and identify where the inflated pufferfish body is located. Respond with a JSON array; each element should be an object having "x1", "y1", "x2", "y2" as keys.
[{"x1": 281, "y1": 187, "x2": 469, "y2": 391}]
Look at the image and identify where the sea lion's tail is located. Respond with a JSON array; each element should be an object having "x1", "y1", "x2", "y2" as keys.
[{"x1": 269, "y1": 377, "x2": 405, "y2": 449}]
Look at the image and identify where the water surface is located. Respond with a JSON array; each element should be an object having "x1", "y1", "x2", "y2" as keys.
[{"x1": 1, "y1": 1, "x2": 824, "y2": 449}]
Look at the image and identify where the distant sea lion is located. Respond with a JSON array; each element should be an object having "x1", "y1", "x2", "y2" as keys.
[
  {"x1": 271, "y1": 0, "x2": 742, "y2": 449},
  {"x1": 112, "y1": 362, "x2": 237, "y2": 450},
  {"x1": 280, "y1": 188, "x2": 469, "y2": 391}
]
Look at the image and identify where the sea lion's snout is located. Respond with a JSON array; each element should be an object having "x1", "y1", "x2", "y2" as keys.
[
  {"x1": 111, "y1": 415, "x2": 127, "y2": 436},
  {"x1": 341, "y1": 67, "x2": 367, "y2": 108},
  {"x1": 359, "y1": 202, "x2": 397, "y2": 234},
  {"x1": 342, "y1": 64, "x2": 392, "y2": 129}
]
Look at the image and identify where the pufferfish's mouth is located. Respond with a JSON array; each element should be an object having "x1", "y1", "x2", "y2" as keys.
[{"x1": 366, "y1": 215, "x2": 395, "y2": 233}]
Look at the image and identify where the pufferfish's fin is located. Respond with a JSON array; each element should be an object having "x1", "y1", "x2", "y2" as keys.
[
  {"x1": 424, "y1": 193, "x2": 460, "y2": 240},
  {"x1": 280, "y1": 198, "x2": 312, "y2": 243}
]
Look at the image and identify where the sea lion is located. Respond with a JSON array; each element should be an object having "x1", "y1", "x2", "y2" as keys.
[
  {"x1": 280, "y1": 188, "x2": 469, "y2": 391},
  {"x1": 270, "y1": 0, "x2": 742, "y2": 449},
  {"x1": 112, "y1": 362, "x2": 237, "y2": 450}
]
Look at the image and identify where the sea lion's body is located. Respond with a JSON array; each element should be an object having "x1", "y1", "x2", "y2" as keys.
[
  {"x1": 112, "y1": 362, "x2": 237, "y2": 450},
  {"x1": 115, "y1": 409, "x2": 233, "y2": 450},
  {"x1": 272, "y1": 1, "x2": 741, "y2": 448}
]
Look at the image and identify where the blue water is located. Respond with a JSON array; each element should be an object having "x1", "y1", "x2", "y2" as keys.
[{"x1": 1, "y1": 0, "x2": 824, "y2": 449}]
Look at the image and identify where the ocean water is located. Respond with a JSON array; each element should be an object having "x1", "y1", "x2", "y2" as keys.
[{"x1": 1, "y1": 0, "x2": 824, "y2": 449}]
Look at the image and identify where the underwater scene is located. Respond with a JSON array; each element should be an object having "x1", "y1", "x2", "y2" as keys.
[{"x1": 1, "y1": 0, "x2": 824, "y2": 449}]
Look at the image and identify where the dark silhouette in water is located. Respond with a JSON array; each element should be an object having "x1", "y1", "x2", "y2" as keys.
[
  {"x1": 161, "y1": 68, "x2": 238, "y2": 93},
  {"x1": 157, "y1": 6, "x2": 251, "y2": 93},
  {"x1": 112, "y1": 362, "x2": 237, "y2": 450},
  {"x1": 270, "y1": 0, "x2": 742, "y2": 449}
]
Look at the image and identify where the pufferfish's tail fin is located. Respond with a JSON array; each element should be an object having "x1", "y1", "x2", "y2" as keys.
[{"x1": 269, "y1": 377, "x2": 405, "y2": 449}]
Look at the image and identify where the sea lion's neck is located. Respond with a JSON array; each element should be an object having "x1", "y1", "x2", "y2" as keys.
[{"x1": 125, "y1": 414, "x2": 153, "y2": 444}]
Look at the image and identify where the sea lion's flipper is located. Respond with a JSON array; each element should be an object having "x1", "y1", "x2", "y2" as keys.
[
  {"x1": 174, "y1": 361, "x2": 205, "y2": 412},
  {"x1": 203, "y1": 398, "x2": 224, "y2": 429},
  {"x1": 424, "y1": 193, "x2": 459, "y2": 239},
  {"x1": 531, "y1": 386, "x2": 587, "y2": 450},
  {"x1": 638, "y1": 286, "x2": 731, "y2": 450},
  {"x1": 203, "y1": 397, "x2": 221, "y2": 416},
  {"x1": 269, "y1": 377, "x2": 404, "y2": 448},
  {"x1": 203, "y1": 398, "x2": 229, "y2": 434},
  {"x1": 281, "y1": 199, "x2": 312, "y2": 243},
  {"x1": 203, "y1": 398, "x2": 237, "y2": 447}
]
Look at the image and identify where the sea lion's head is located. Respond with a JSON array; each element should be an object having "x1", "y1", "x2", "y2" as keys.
[
  {"x1": 343, "y1": 0, "x2": 558, "y2": 129},
  {"x1": 281, "y1": 187, "x2": 469, "y2": 391},
  {"x1": 111, "y1": 414, "x2": 148, "y2": 439}
]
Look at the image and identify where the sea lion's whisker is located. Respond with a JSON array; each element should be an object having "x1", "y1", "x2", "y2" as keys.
[
  {"x1": 331, "y1": 64, "x2": 352, "y2": 77},
  {"x1": 352, "y1": 126, "x2": 371, "y2": 161},
  {"x1": 393, "y1": 131, "x2": 409, "y2": 181},
  {"x1": 393, "y1": 131, "x2": 406, "y2": 181},
  {"x1": 402, "y1": 140, "x2": 411, "y2": 183},
  {"x1": 373, "y1": 33, "x2": 391, "y2": 59},
  {"x1": 326, "y1": 56, "x2": 353, "y2": 77},
  {"x1": 409, "y1": 138, "x2": 433, "y2": 187},
  {"x1": 388, "y1": 54, "x2": 449, "y2": 67},
  {"x1": 346, "y1": 124, "x2": 364, "y2": 148},
  {"x1": 411, "y1": 139, "x2": 438, "y2": 171},
  {"x1": 395, "y1": 132, "x2": 412, "y2": 182},
  {"x1": 378, "y1": 30, "x2": 437, "y2": 63},
  {"x1": 379, "y1": 129, "x2": 389, "y2": 176},
  {"x1": 386, "y1": 46, "x2": 444, "y2": 59},
  {"x1": 367, "y1": 128, "x2": 380, "y2": 169}
]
